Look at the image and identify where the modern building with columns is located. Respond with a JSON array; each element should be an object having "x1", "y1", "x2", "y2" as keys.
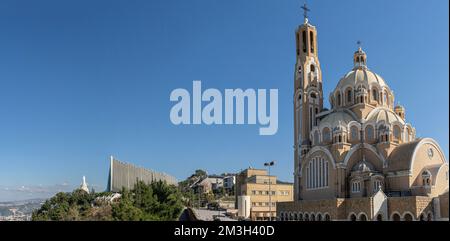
[{"x1": 277, "y1": 5, "x2": 449, "y2": 221}]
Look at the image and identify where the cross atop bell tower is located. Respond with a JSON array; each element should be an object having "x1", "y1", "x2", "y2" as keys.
[
  {"x1": 293, "y1": 1, "x2": 323, "y2": 201},
  {"x1": 301, "y1": 3, "x2": 310, "y2": 23}
]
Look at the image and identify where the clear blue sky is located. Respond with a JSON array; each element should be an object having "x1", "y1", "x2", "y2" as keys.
[{"x1": 0, "y1": 0, "x2": 448, "y2": 201}]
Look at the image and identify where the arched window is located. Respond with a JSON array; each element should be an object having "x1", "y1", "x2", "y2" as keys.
[
  {"x1": 337, "y1": 93, "x2": 341, "y2": 106},
  {"x1": 349, "y1": 214, "x2": 357, "y2": 221},
  {"x1": 372, "y1": 89, "x2": 378, "y2": 101},
  {"x1": 304, "y1": 213, "x2": 309, "y2": 221},
  {"x1": 311, "y1": 214, "x2": 315, "y2": 221},
  {"x1": 302, "y1": 31, "x2": 307, "y2": 53},
  {"x1": 351, "y1": 126, "x2": 359, "y2": 141},
  {"x1": 403, "y1": 213, "x2": 413, "y2": 221},
  {"x1": 392, "y1": 213, "x2": 401, "y2": 221},
  {"x1": 310, "y1": 31, "x2": 314, "y2": 53},
  {"x1": 324, "y1": 214, "x2": 331, "y2": 221},
  {"x1": 393, "y1": 126, "x2": 401, "y2": 142},
  {"x1": 314, "y1": 131, "x2": 319, "y2": 145},
  {"x1": 422, "y1": 170, "x2": 431, "y2": 186},
  {"x1": 427, "y1": 213, "x2": 432, "y2": 221},
  {"x1": 322, "y1": 128, "x2": 331, "y2": 142},
  {"x1": 299, "y1": 213, "x2": 303, "y2": 221},
  {"x1": 347, "y1": 89, "x2": 352, "y2": 104},
  {"x1": 376, "y1": 214, "x2": 383, "y2": 221},
  {"x1": 383, "y1": 91, "x2": 388, "y2": 105},
  {"x1": 317, "y1": 214, "x2": 322, "y2": 221},
  {"x1": 294, "y1": 213, "x2": 298, "y2": 221},
  {"x1": 310, "y1": 64, "x2": 315, "y2": 72},
  {"x1": 373, "y1": 180, "x2": 382, "y2": 191},
  {"x1": 352, "y1": 181, "x2": 361, "y2": 193},
  {"x1": 359, "y1": 213, "x2": 368, "y2": 221},
  {"x1": 306, "y1": 158, "x2": 329, "y2": 189},
  {"x1": 419, "y1": 214, "x2": 425, "y2": 221},
  {"x1": 366, "y1": 125, "x2": 374, "y2": 141}
]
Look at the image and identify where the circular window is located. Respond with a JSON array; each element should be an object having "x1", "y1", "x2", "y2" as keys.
[{"x1": 428, "y1": 148, "x2": 434, "y2": 158}]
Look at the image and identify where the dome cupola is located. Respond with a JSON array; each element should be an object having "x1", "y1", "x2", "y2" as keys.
[
  {"x1": 353, "y1": 42, "x2": 367, "y2": 69},
  {"x1": 394, "y1": 104, "x2": 406, "y2": 120}
]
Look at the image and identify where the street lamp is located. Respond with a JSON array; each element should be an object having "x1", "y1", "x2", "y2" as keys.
[{"x1": 264, "y1": 161, "x2": 275, "y2": 221}]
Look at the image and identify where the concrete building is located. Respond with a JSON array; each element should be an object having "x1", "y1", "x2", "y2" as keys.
[
  {"x1": 223, "y1": 175, "x2": 236, "y2": 190},
  {"x1": 107, "y1": 156, "x2": 178, "y2": 192},
  {"x1": 236, "y1": 168, "x2": 293, "y2": 221},
  {"x1": 277, "y1": 5, "x2": 449, "y2": 221},
  {"x1": 190, "y1": 176, "x2": 224, "y2": 194}
]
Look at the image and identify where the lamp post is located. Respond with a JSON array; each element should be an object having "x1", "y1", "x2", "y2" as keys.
[{"x1": 264, "y1": 161, "x2": 275, "y2": 221}]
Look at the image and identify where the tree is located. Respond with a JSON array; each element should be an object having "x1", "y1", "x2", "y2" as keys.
[{"x1": 32, "y1": 181, "x2": 184, "y2": 221}]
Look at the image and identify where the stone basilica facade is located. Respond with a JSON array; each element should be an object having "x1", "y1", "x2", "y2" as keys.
[{"x1": 277, "y1": 11, "x2": 449, "y2": 221}]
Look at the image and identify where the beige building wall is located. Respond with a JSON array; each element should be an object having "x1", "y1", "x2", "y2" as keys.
[{"x1": 236, "y1": 168, "x2": 293, "y2": 220}]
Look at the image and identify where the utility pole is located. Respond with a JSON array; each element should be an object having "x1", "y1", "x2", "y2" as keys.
[{"x1": 264, "y1": 161, "x2": 275, "y2": 221}]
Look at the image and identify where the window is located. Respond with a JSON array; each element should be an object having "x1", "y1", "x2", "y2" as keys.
[
  {"x1": 310, "y1": 31, "x2": 314, "y2": 53},
  {"x1": 404, "y1": 213, "x2": 413, "y2": 221},
  {"x1": 347, "y1": 89, "x2": 352, "y2": 104},
  {"x1": 296, "y1": 34, "x2": 300, "y2": 56},
  {"x1": 351, "y1": 126, "x2": 358, "y2": 141},
  {"x1": 383, "y1": 92, "x2": 388, "y2": 105},
  {"x1": 366, "y1": 125, "x2": 374, "y2": 141},
  {"x1": 349, "y1": 214, "x2": 357, "y2": 221},
  {"x1": 314, "y1": 131, "x2": 319, "y2": 145},
  {"x1": 352, "y1": 181, "x2": 361, "y2": 193},
  {"x1": 310, "y1": 64, "x2": 315, "y2": 72},
  {"x1": 392, "y1": 213, "x2": 401, "y2": 221},
  {"x1": 359, "y1": 214, "x2": 367, "y2": 221},
  {"x1": 302, "y1": 31, "x2": 307, "y2": 53},
  {"x1": 337, "y1": 93, "x2": 341, "y2": 106},
  {"x1": 372, "y1": 89, "x2": 378, "y2": 101},
  {"x1": 306, "y1": 158, "x2": 329, "y2": 189},
  {"x1": 422, "y1": 170, "x2": 431, "y2": 186},
  {"x1": 376, "y1": 214, "x2": 383, "y2": 221},
  {"x1": 322, "y1": 128, "x2": 331, "y2": 142},
  {"x1": 304, "y1": 214, "x2": 309, "y2": 221},
  {"x1": 373, "y1": 180, "x2": 382, "y2": 191},
  {"x1": 393, "y1": 126, "x2": 401, "y2": 141}
]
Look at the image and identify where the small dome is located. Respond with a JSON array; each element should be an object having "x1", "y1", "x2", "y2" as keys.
[
  {"x1": 366, "y1": 107, "x2": 405, "y2": 125},
  {"x1": 352, "y1": 158, "x2": 374, "y2": 172},
  {"x1": 318, "y1": 111, "x2": 355, "y2": 131},
  {"x1": 394, "y1": 105, "x2": 405, "y2": 111}
]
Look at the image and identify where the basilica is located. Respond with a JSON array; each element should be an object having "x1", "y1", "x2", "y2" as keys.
[{"x1": 277, "y1": 7, "x2": 449, "y2": 221}]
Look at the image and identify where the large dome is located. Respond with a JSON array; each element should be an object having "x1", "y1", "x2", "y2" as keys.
[
  {"x1": 335, "y1": 68, "x2": 388, "y2": 91},
  {"x1": 329, "y1": 47, "x2": 395, "y2": 110}
]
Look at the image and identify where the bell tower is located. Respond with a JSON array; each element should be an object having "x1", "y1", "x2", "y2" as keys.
[{"x1": 293, "y1": 3, "x2": 324, "y2": 200}]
